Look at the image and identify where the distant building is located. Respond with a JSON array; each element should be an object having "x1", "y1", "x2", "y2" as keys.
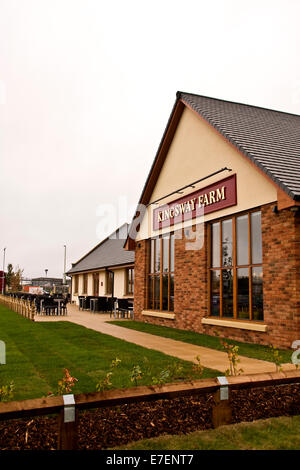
[
  {"x1": 0, "y1": 271, "x2": 6, "y2": 293},
  {"x1": 31, "y1": 277, "x2": 68, "y2": 287},
  {"x1": 67, "y1": 223, "x2": 134, "y2": 305}
]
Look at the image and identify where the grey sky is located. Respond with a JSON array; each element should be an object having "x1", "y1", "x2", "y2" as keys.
[{"x1": 0, "y1": 0, "x2": 299, "y2": 279}]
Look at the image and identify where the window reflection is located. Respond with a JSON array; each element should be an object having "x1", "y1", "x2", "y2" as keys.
[
  {"x1": 148, "y1": 276, "x2": 154, "y2": 309},
  {"x1": 252, "y1": 267, "x2": 263, "y2": 320},
  {"x1": 162, "y1": 274, "x2": 169, "y2": 311},
  {"x1": 148, "y1": 234, "x2": 174, "y2": 312},
  {"x1": 150, "y1": 239, "x2": 155, "y2": 274},
  {"x1": 237, "y1": 267, "x2": 249, "y2": 319},
  {"x1": 222, "y1": 219, "x2": 233, "y2": 267},
  {"x1": 251, "y1": 212, "x2": 262, "y2": 264},
  {"x1": 210, "y1": 211, "x2": 263, "y2": 321},
  {"x1": 211, "y1": 270, "x2": 220, "y2": 316},
  {"x1": 170, "y1": 234, "x2": 175, "y2": 272},
  {"x1": 237, "y1": 215, "x2": 249, "y2": 266},
  {"x1": 222, "y1": 269, "x2": 233, "y2": 317},
  {"x1": 163, "y1": 236, "x2": 169, "y2": 272},
  {"x1": 169, "y1": 274, "x2": 174, "y2": 311},
  {"x1": 212, "y1": 223, "x2": 220, "y2": 267},
  {"x1": 155, "y1": 238, "x2": 161, "y2": 273},
  {"x1": 154, "y1": 276, "x2": 160, "y2": 310}
]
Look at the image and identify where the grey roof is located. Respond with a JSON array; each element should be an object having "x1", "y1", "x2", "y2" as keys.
[
  {"x1": 67, "y1": 224, "x2": 134, "y2": 274},
  {"x1": 178, "y1": 92, "x2": 300, "y2": 201}
]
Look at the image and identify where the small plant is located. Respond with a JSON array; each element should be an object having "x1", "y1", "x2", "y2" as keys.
[
  {"x1": 151, "y1": 368, "x2": 170, "y2": 386},
  {"x1": 168, "y1": 361, "x2": 184, "y2": 380},
  {"x1": 191, "y1": 355, "x2": 204, "y2": 378},
  {"x1": 0, "y1": 381, "x2": 14, "y2": 402},
  {"x1": 57, "y1": 368, "x2": 78, "y2": 395},
  {"x1": 96, "y1": 371, "x2": 113, "y2": 392},
  {"x1": 96, "y1": 357, "x2": 121, "y2": 392},
  {"x1": 220, "y1": 338, "x2": 243, "y2": 376},
  {"x1": 269, "y1": 344, "x2": 283, "y2": 372},
  {"x1": 130, "y1": 365, "x2": 143, "y2": 387},
  {"x1": 48, "y1": 369, "x2": 78, "y2": 396}
]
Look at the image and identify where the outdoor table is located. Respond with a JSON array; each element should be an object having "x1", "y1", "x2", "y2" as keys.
[
  {"x1": 90, "y1": 298, "x2": 98, "y2": 313},
  {"x1": 53, "y1": 298, "x2": 64, "y2": 315}
]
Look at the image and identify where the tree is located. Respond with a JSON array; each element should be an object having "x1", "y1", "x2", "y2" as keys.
[
  {"x1": 5, "y1": 264, "x2": 13, "y2": 288},
  {"x1": 8, "y1": 265, "x2": 23, "y2": 292}
]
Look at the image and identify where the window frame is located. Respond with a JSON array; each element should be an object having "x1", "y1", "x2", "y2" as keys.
[
  {"x1": 93, "y1": 272, "x2": 99, "y2": 297},
  {"x1": 106, "y1": 271, "x2": 113, "y2": 295},
  {"x1": 208, "y1": 208, "x2": 263, "y2": 321},
  {"x1": 127, "y1": 268, "x2": 134, "y2": 296},
  {"x1": 83, "y1": 273, "x2": 88, "y2": 295},
  {"x1": 147, "y1": 233, "x2": 175, "y2": 312},
  {"x1": 74, "y1": 275, "x2": 79, "y2": 294}
]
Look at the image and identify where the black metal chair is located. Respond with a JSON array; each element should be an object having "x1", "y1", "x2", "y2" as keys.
[
  {"x1": 114, "y1": 298, "x2": 134, "y2": 319},
  {"x1": 90, "y1": 296, "x2": 108, "y2": 313},
  {"x1": 43, "y1": 298, "x2": 58, "y2": 316},
  {"x1": 108, "y1": 297, "x2": 117, "y2": 317},
  {"x1": 78, "y1": 296, "x2": 85, "y2": 310},
  {"x1": 59, "y1": 299, "x2": 68, "y2": 316},
  {"x1": 100, "y1": 296, "x2": 109, "y2": 312}
]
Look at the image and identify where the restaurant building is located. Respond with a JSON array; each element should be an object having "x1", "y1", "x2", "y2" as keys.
[
  {"x1": 126, "y1": 92, "x2": 300, "y2": 349},
  {"x1": 68, "y1": 224, "x2": 134, "y2": 305}
]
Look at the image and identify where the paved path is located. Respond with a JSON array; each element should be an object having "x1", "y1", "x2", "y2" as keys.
[{"x1": 35, "y1": 304, "x2": 295, "y2": 375}]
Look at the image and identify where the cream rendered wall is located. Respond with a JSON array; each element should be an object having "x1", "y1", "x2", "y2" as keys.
[
  {"x1": 137, "y1": 106, "x2": 277, "y2": 240},
  {"x1": 113, "y1": 268, "x2": 126, "y2": 298},
  {"x1": 79, "y1": 274, "x2": 83, "y2": 295},
  {"x1": 99, "y1": 271, "x2": 106, "y2": 296},
  {"x1": 87, "y1": 273, "x2": 93, "y2": 296},
  {"x1": 71, "y1": 274, "x2": 83, "y2": 305},
  {"x1": 71, "y1": 268, "x2": 132, "y2": 304},
  {"x1": 71, "y1": 276, "x2": 77, "y2": 303}
]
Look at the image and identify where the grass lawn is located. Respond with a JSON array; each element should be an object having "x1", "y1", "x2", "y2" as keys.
[
  {"x1": 0, "y1": 306, "x2": 220, "y2": 401},
  {"x1": 108, "y1": 320, "x2": 293, "y2": 363},
  {"x1": 113, "y1": 415, "x2": 300, "y2": 450}
]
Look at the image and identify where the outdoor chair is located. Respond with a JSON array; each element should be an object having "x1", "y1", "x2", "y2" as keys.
[
  {"x1": 78, "y1": 296, "x2": 85, "y2": 310},
  {"x1": 108, "y1": 297, "x2": 117, "y2": 317},
  {"x1": 83, "y1": 296, "x2": 93, "y2": 310},
  {"x1": 43, "y1": 299, "x2": 58, "y2": 316},
  {"x1": 97, "y1": 296, "x2": 109, "y2": 312},
  {"x1": 114, "y1": 298, "x2": 134, "y2": 319},
  {"x1": 59, "y1": 300, "x2": 68, "y2": 316}
]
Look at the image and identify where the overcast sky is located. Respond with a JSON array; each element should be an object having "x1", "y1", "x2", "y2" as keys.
[{"x1": 0, "y1": 0, "x2": 299, "y2": 279}]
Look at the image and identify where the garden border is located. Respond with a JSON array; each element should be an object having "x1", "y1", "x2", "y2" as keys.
[{"x1": 0, "y1": 369, "x2": 299, "y2": 449}]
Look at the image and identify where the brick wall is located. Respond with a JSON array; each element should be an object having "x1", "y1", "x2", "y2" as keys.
[{"x1": 133, "y1": 204, "x2": 300, "y2": 349}]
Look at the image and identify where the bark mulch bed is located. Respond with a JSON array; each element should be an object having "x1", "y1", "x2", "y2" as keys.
[{"x1": 0, "y1": 383, "x2": 299, "y2": 450}]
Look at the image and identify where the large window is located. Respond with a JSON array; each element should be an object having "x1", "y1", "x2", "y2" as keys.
[
  {"x1": 127, "y1": 268, "x2": 134, "y2": 296},
  {"x1": 148, "y1": 234, "x2": 174, "y2": 311},
  {"x1": 83, "y1": 274, "x2": 88, "y2": 294},
  {"x1": 209, "y1": 210, "x2": 263, "y2": 321},
  {"x1": 93, "y1": 273, "x2": 99, "y2": 296},
  {"x1": 106, "y1": 271, "x2": 113, "y2": 295},
  {"x1": 74, "y1": 275, "x2": 79, "y2": 294}
]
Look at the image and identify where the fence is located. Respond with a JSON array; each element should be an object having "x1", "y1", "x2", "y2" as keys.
[
  {"x1": 0, "y1": 294, "x2": 36, "y2": 321},
  {"x1": 0, "y1": 369, "x2": 299, "y2": 450}
]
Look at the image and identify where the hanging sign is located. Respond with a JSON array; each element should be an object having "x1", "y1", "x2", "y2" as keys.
[{"x1": 153, "y1": 174, "x2": 237, "y2": 230}]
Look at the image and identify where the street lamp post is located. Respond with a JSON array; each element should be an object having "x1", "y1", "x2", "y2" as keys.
[
  {"x1": 63, "y1": 245, "x2": 66, "y2": 285},
  {"x1": 2, "y1": 248, "x2": 6, "y2": 295}
]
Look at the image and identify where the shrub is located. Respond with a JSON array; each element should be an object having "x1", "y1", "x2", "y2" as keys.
[{"x1": 0, "y1": 381, "x2": 14, "y2": 402}]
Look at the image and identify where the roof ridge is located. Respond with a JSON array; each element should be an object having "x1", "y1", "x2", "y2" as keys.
[
  {"x1": 177, "y1": 91, "x2": 300, "y2": 118},
  {"x1": 69, "y1": 222, "x2": 129, "y2": 270}
]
